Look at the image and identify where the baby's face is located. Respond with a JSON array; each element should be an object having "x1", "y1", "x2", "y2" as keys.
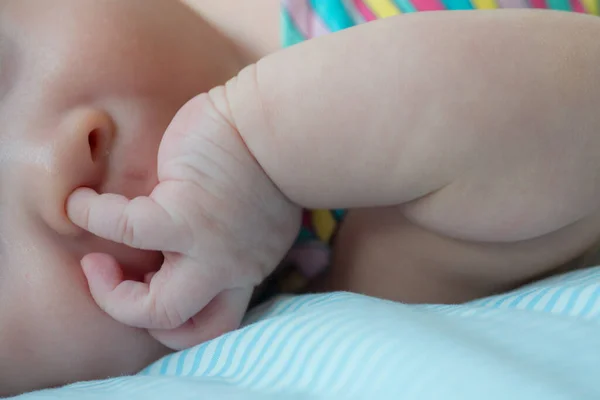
[{"x1": 0, "y1": 0, "x2": 243, "y2": 395}]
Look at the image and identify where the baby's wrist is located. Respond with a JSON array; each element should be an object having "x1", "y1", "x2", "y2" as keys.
[
  {"x1": 205, "y1": 83, "x2": 297, "y2": 211},
  {"x1": 184, "y1": 89, "x2": 301, "y2": 269}
]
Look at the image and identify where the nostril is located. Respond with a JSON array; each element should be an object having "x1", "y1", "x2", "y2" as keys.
[{"x1": 88, "y1": 129, "x2": 101, "y2": 162}]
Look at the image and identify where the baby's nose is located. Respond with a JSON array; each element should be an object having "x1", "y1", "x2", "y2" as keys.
[
  {"x1": 59, "y1": 108, "x2": 114, "y2": 176},
  {"x1": 40, "y1": 108, "x2": 115, "y2": 235}
]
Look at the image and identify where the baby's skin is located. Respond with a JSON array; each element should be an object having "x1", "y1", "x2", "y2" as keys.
[
  {"x1": 0, "y1": 0, "x2": 276, "y2": 395},
  {"x1": 70, "y1": 3, "x2": 600, "y2": 364},
  {"x1": 2, "y1": 0, "x2": 600, "y2": 395}
]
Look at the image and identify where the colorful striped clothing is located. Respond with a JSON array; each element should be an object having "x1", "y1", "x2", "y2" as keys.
[
  {"x1": 282, "y1": 0, "x2": 598, "y2": 47},
  {"x1": 262, "y1": 0, "x2": 600, "y2": 299}
]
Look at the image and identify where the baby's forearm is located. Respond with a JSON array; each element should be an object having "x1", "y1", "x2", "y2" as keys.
[{"x1": 215, "y1": 10, "x2": 600, "y2": 210}]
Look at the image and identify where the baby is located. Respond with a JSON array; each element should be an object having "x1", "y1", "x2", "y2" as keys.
[{"x1": 2, "y1": 0, "x2": 600, "y2": 396}]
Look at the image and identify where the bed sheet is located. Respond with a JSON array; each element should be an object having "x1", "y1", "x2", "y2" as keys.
[{"x1": 16, "y1": 266, "x2": 600, "y2": 399}]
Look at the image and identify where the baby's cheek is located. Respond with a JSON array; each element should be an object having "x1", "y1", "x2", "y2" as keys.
[{"x1": 0, "y1": 262, "x2": 169, "y2": 396}]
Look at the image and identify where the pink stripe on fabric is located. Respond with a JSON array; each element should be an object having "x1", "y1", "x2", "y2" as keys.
[
  {"x1": 528, "y1": 0, "x2": 548, "y2": 7},
  {"x1": 412, "y1": 0, "x2": 446, "y2": 10},
  {"x1": 570, "y1": 0, "x2": 585, "y2": 11},
  {"x1": 283, "y1": 0, "x2": 331, "y2": 38},
  {"x1": 353, "y1": 0, "x2": 378, "y2": 21},
  {"x1": 495, "y1": 0, "x2": 528, "y2": 7}
]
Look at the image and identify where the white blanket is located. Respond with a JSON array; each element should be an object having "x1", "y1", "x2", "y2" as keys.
[{"x1": 18, "y1": 267, "x2": 600, "y2": 399}]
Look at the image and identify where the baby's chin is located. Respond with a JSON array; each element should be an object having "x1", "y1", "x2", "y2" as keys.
[
  {"x1": 59, "y1": 301, "x2": 172, "y2": 395},
  {"x1": 0, "y1": 261, "x2": 171, "y2": 397},
  {"x1": 2, "y1": 323, "x2": 171, "y2": 398}
]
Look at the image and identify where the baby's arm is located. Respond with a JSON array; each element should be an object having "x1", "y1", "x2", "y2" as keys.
[
  {"x1": 68, "y1": 10, "x2": 600, "y2": 348},
  {"x1": 219, "y1": 9, "x2": 600, "y2": 243}
]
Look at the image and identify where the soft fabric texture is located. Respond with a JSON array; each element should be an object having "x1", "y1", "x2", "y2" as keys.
[
  {"x1": 282, "y1": 0, "x2": 598, "y2": 49},
  {"x1": 18, "y1": 266, "x2": 600, "y2": 399}
]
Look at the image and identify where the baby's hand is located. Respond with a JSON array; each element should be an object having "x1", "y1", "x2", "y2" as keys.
[{"x1": 67, "y1": 93, "x2": 301, "y2": 350}]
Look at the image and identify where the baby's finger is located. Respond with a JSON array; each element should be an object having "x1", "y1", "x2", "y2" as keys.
[
  {"x1": 81, "y1": 253, "x2": 222, "y2": 330},
  {"x1": 149, "y1": 287, "x2": 253, "y2": 350},
  {"x1": 67, "y1": 187, "x2": 189, "y2": 253}
]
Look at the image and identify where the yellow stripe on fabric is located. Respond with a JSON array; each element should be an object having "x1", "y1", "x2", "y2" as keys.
[
  {"x1": 582, "y1": 0, "x2": 599, "y2": 14},
  {"x1": 364, "y1": 0, "x2": 403, "y2": 17},
  {"x1": 470, "y1": 0, "x2": 498, "y2": 8},
  {"x1": 312, "y1": 210, "x2": 337, "y2": 243}
]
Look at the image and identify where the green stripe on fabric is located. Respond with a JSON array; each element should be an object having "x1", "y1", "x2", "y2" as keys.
[
  {"x1": 546, "y1": 0, "x2": 572, "y2": 10},
  {"x1": 310, "y1": 0, "x2": 355, "y2": 31},
  {"x1": 281, "y1": 9, "x2": 306, "y2": 47},
  {"x1": 441, "y1": 0, "x2": 474, "y2": 9},
  {"x1": 393, "y1": 0, "x2": 418, "y2": 12}
]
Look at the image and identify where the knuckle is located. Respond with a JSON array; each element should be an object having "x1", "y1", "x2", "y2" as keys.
[
  {"x1": 149, "y1": 299, "x2": 185, "y2": 330},
  {"x1": 117, "y1": 198, "x2": 144, "y2": 246},
  {"x1": 144, "y1": 292, "x2": 165, "y2": 329},
  {"x1": 146, "y1": 280, "x2": 186, "y2": 330},
  {"x1": 117, "y1": 212, "x2": 135, "y2": 246},
  {"x1": 81, "y1": 201, "x2": 93, "y2": 230}
]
